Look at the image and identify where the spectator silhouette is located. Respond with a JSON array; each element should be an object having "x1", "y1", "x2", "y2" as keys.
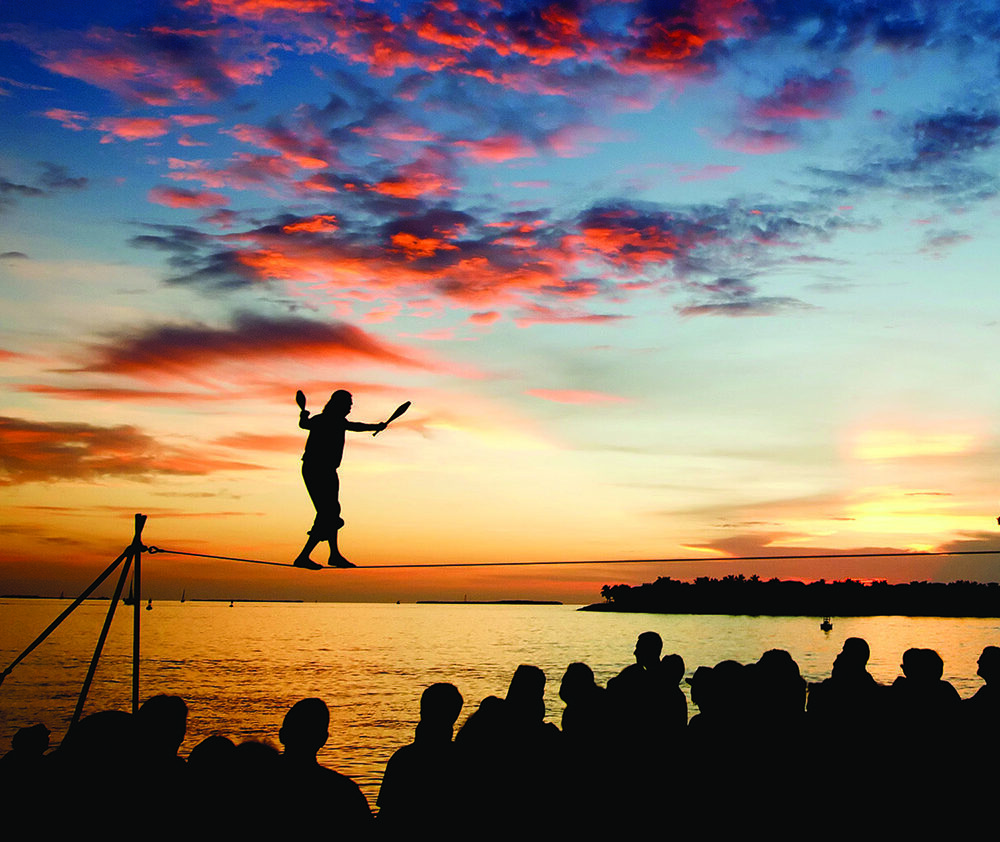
[
  {"x1": 962, "y1": 645, "x2": 1000, "y2": 799},
  {"x1": 966, "y1": 645, "x2": 1000, "y2": 723},
  {"x1": 559, "y1": 661, "x2": 608, "y2": 744},
  {"x1": 277, "y1": 698, "x2": 372, "y2": 834},
  {"x1": 455, "y1": 666, "x2": 561, "y2": 832},
  {"x1": 607, "y1": 632, "x2": 680, "y2": 805},
  {"x1": 0, "y1": 723, "x2": 50, "y2": 815},
  {"x1": 808, "y1": 637, "x2": 881, "y2": 724},
  {"x1": 377, "y1": 682, "x2": 463, "y2": 830},
  {"x1": 886, "y1": 648, "x2": 962, "y2": 830}
]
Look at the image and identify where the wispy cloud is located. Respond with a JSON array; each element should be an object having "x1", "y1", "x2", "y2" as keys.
[{"x1": 0, "y1": 416, "x2": 260, "y2": 484}]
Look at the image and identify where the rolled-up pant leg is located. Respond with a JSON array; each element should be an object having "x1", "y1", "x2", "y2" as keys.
[{"x1": 302, "y1": 462, "x2": 341, "y2": 540}]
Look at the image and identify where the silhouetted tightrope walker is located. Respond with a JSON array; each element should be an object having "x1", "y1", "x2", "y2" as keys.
[{"x1": 292, "y1": 389, "x2": 409, "y2": 570}]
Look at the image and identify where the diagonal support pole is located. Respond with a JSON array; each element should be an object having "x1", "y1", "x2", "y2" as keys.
[
  {"x1": 69, "y1": 513, "x2": 147, "y2": 730},
  {"x1": 0, "y1": 549, "x2": 130, "y2": 687}
]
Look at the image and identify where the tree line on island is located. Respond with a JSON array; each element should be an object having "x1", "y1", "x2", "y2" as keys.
[{"x1": 589, "y1": 575, "x2": 1000, "y2": 617}]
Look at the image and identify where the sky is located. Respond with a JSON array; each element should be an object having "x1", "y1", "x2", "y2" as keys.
[{"x1": 2, "y1": 0, "x2": 1000, "y2": 603}]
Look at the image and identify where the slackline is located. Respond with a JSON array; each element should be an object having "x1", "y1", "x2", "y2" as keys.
[{"x1": 145, "y1": 546, "x2": 1000, "y2": 570}]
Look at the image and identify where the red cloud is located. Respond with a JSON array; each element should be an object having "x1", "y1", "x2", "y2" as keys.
[
  {"x1": 455, "y1": 134, "x2": 536, "y2": 162},
  {"x1": 0, "y1": 416, "x2": 260, "y2": 485},
  {"x1": 172, "y1": 113, "x2": 220, "y2": 127},
  {"x1": 282, "y1": 214, "x2": 339, "y2": 233},
  {"x1": 23, "y1": 24, "x2": 278, "y2": 106},
  {"x1": 18, "y1": 384, "x2": 236, "y2": 403},
  {"x1": 81, "y1": 313, "x2": 430, "y2": 379},
  {"x1": 95, "y1": 116, "x2": 172, "y2": 142},
  {"x1": 148, "y1": 186, "x2": 229, "y2": 208},
  {"x1": 468, "y1": 311, "x2": 500, "y2": 324},
  {"x1": 225, "y1": 123, "x2": 332, "y2": 169},
  {"x1": 391, "y1": 232, "x2": 460, "y2": 258}
]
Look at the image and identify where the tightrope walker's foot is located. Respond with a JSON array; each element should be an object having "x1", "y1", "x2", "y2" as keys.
[
  {"x1": 293, "y1": 556, "x2": 323, "y2": 571},
  {"x1": 328, "y1": 555, "x2": 356, "y2": 568}
]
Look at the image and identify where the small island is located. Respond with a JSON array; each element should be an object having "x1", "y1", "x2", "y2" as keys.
[{"x1": 581, "y1": 575, "x2": 1000, "y2": 617}]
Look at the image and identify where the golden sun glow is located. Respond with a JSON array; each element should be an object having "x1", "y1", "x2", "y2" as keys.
[{"x1": 851, "y1": 430, "x2": 976, "y2": 460}]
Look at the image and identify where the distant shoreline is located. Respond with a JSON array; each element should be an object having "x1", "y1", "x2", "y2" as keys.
[{"x1": 584, "y1": 576, "x2": 1000, "y2": 617}]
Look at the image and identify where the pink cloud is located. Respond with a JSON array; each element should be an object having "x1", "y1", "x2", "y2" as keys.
[
  {"x1": 95, "y1": 116, "x2": 171, "y2": 142},
  {"x1": 710, "y1": 127, "x2": 797, "y2": 155},
  {"x1": 42, "y1": 108, "x2": 88, "y2": 130},
  {"x1": 148, "y1": 185, "x2": 229, "y2": 208},
  {"x1": 749, "y1": 69, "x2": 853, "y2": 122},
  {"x1": 468, "y1": 311, "x2": 500, "y2": 324},
  {"x1": 455, "y1": 134, "x2": 536, "y2": 162},
  {"x1": 172, "y1": 113, "x2": 220, "y2": 127},
  {"x1": 674, "y1": 164, "x2": 741, "y2": 182}
]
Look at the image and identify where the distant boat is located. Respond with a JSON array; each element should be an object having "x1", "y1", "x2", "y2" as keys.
[
  {"x1": 180, "y1": 589, "x2": 186, "y2": 603},
  {"x1": 123, "y1": 582, "x2": 136, "y2": 607},
  {"x1": 820, "y1": 616, "x2": 833, "y2": 631}
]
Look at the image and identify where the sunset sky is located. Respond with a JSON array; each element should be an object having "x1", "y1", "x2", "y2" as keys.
[{"x1": 2, "y1": 1, "x2": 1000, "y2": 603}]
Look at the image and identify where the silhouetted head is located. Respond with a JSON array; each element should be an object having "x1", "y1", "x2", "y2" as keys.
[
  {"x1": 687, "y1": 666, "x2": 716, "y2": 711},
  {"x1": 420, "y1": 683, "x2": 464, "y2": 730},
  {"x1": 279, "y1": 698, "x2": 330, "y2": 756},
  {"x1": 11, "y1": 723, "x2": 50, "y2": 756},
  {"x1": 188, "y1": 734, "x2": 236, "y2": 771},
  {"x1": 506, "y1": 664, "x2": 546, "y2": 722},
  {"x1": 978, "y1": 646, "x2": 1000, "y2": 683},
  {"x1": 901, "y1": 648, "x2": 939, "y2": 682},
  {"x1": 833, "y1": 637, "x2": 871, "y2": 678},
  {"x1": 922, "y1": 648, "x2": 944, "y2": 680},
  {"x1": 325, "y1": 390, "x2": 353, "y2": 416},
  {"x1": 660, "y1": 653, "x2": 685, "y2": 684},
  {"x1": 842, "y1": 637, "x2": 870, "y2": 663},
  {"x1": 560, "y1": 662, "x2": 597, "y2": 704},
  {"x1": 634, "y1": 631, "x2": 663, "y2": 668},
  {"x1": 758, "y1": 649, "x2": 801, "y2": 680},
  {"x1": 61, "y1": 710, "x2": 134, "y2": 765},
  {"x1": 137, "y1": 694, "x2": 188, "y2": 757}
]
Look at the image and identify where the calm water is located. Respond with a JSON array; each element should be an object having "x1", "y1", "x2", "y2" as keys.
[{"x1": 2, "y1": 599, "x2": 998, "y2": 805}]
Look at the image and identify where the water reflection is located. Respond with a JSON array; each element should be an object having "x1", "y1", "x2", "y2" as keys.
[{"x1": 2, "y1": 599, "x2": 997, "y2": 805}]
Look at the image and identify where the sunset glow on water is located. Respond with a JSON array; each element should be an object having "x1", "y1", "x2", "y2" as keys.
[{"x1": 2, "y1": 599, "x2": 997, "y2": 805}]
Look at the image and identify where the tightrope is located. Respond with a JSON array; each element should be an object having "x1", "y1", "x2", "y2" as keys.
[{"x1": 145, "y1": 546, "x2": 1000, "y2": 570}]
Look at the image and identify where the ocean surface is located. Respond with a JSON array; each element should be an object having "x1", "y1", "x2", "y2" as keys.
[{"x1": 2, "y1": 598, "x2": 998, "y2": 806}]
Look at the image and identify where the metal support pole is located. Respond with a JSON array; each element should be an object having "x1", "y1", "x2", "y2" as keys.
[
  {"x1": 70, "y1": 550, "x2": 133, "y2": 730},
  {"x1": 131, "y1": 513, "x2": 146, "y2": 713},
  {"x1": 0, "y1": 549, "x2": 130, "y2": 687},
  {"x1": 69, "y1": 514, "x2": 146, "y2": 730}
]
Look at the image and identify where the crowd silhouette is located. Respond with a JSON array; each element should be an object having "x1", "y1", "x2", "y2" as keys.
[{"x1": 3, "y1": 636, "x2": 997, "y2": 835}]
